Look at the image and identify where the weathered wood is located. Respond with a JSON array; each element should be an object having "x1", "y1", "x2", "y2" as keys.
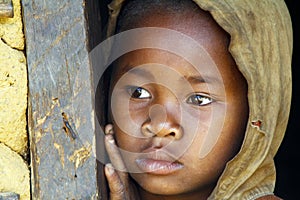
[{"x1": 22, "y1": 0, "x2": 103, "y2": 199}]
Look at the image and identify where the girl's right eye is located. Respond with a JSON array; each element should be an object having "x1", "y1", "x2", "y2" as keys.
[{"x1": 127, "y1": 87, "x2": 152, "y2": 99}]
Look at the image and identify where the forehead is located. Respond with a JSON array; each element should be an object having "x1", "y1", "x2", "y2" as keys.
[
  {"x1": 118, "y1": 3, "x2": 230, "y2": 53},
  {"x1": 115, "y1": 49, "x2": 216, "y2": 79},
  {"x1": 111, "y1": 4, "x2": 246, "y2": 89}
]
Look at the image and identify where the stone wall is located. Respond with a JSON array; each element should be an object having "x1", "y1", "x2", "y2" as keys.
[{"x1": 0, "y1": 0, "x2": 30, "y2": 199}]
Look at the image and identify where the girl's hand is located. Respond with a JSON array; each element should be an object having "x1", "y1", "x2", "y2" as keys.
[{"x1": 104, "y1": 124, "x2": 139, "y2": 200}]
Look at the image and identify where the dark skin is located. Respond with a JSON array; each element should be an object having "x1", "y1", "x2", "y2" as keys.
[{"x1": 103, "y1": 7, "x2": 249, "y2": 200}]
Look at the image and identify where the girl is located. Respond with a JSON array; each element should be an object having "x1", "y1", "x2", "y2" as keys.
[{"x1": 96, "y1": 0, "x2": 292, "y2": 199}]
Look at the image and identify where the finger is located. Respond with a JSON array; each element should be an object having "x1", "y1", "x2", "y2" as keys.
[
  {"x1": 105, "y1": 133, "x2": 129, "y2": 186},
  {"x1": 105, "y1": 163, "x2": 125, "y2": 200},
  {"x1": 105, "y1": 124, "x2": 114, "y2": 135},
  {"x1": 105, "y1": 134, "x2": 127, "y2": 172}
]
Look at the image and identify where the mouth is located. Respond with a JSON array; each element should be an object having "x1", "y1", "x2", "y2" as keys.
[{"x1": 135, "y1": 150, "x2": 184, "y2": 175}]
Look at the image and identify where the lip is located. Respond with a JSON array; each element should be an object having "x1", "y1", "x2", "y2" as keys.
[{"x1": 135, "y1": 150, "x2": 183, "y2": 175}]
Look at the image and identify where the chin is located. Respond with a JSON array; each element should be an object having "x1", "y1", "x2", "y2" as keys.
[{"x1": 131, "y1": 173, "x2": 189, "y2": 195}]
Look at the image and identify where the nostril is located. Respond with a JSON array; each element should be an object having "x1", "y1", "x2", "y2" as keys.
[
  {"x1": 162, "y1": 127, "x2": 183, "y2": 139},
  {"x1": 173, "y1": 126, "x2": 183, "y2": 140},
  {"x1": 169, "y1": 132, "x2": 176, "y2": 137},
  {"x1": 141, "y1": 115, "x2": 183, "y2": 139}
]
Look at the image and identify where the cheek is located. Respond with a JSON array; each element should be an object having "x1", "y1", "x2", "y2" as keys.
[
  {"x1": 114, "y1": 125, "x2": 146, "y2": 153},
  {"x1": 129, "y1": 101, "x2": 150, "y2": 124},
  {"x1": 222, "y1": 87, "x2": 248, "y2": 139},
  {"x1": 181, "y1": 103, "x2": 231, "y2": 159},
  {"x1": 223, "y1": 103, "x2": 248, "y2": 143},
  {"x1": 211, "y1": 103, "x2": 248, "y2": 160},
  {"x1": 110, "y1": 92, "x2": 149, "y2": 138},
  {"x1": 180, "y1": 104, "x2": 214, "y2": 137},
  {"x1": 172, "y1": 107, "x2": 212, "y2": 156}
]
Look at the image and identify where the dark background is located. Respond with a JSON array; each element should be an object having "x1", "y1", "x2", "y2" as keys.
[{"x1": 274, "y1": 0, "x2": 299, "y2": 199}]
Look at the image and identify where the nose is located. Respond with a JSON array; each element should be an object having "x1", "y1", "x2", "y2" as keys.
[{"x1": 141, "y1": 104, "x2": 183, "y2": 140}]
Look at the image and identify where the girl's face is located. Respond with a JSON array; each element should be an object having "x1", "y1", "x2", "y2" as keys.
[{"x1": 108, "y1": 10, "x2": 248, "y2": 198}]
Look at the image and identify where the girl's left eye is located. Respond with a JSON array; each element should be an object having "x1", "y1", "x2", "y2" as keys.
[
  {"x1": 127, "y1": 87, "x2": 152, "y2": 99},
  {"x1": 186, "y1": 94, "x2": 213, "y2": 106}
]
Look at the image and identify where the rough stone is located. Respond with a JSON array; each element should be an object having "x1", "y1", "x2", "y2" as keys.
[
  {"x1": 0, "y1": 0, "x2": 24, "y2": 50},
  {"x1": 0, "y1": 39, "x2": 27, "y2": 156},
  {"x1": 0, "y1": 143, "x2": 30, "y2": 200}
]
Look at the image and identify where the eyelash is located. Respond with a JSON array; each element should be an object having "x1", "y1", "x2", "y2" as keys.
[
  {"x1": 186, "y1": 94, "x2": 213, "y2": 106},
  {"x1": 127, "y1": 86, "x2": 213, "y2": 106},
  {"x1": 127, "y1": 86, "x2": 152, "y2": 99}
]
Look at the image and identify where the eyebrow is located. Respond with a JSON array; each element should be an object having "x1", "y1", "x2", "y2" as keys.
[
  {"x1": 120, "y1": 64, "x2": 221, "y2": 85},
  {"x1": 121, "y1": 65, "x2": 155, "y2": 80},
  {"x1": 182, "y1": 75, "x2": 222, "y2": 85}
]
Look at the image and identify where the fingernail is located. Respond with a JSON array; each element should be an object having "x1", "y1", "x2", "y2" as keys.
[
  {"x1": 106, "y1": 134, "x2": 115, "y2": 144},
  {"x1": 106, "y1": 163, "x2": 114, "y2": 175},
  {"x1": 105, "y1": 124, "x2": 114, "y2": 135}
]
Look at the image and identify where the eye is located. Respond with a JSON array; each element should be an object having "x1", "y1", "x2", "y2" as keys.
[
  {"x1": 186, "y1": 94, "x2": 213, "y2": 106},
  {"x1": 127, "y1": 87, "x2": 152, "y2": 99}
]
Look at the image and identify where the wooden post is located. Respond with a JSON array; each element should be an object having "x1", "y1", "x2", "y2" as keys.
[{"x1": 22, "y1": 0, "x2": 103, "y2": 198}]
